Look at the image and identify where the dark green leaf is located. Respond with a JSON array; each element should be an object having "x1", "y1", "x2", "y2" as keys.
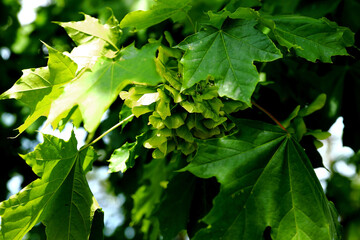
[
  {"x1": 264, "y1": 16, "x2": 354, "y2": 63},
  {"x1": 155, "y1": 172, "x2": 196, "y2": 239},
  {"x1": 132, "y1": 156, "x2": 179, "y2": 224},
  {"x1": 184, "y1": 119, "x2": 340, "y2": 240},
  {"x1": 177, "y1": 19, "x2": 282, "y2": 104},
  {"x1": 89, "y1": 209, "x2": 104, "y2": 240}
]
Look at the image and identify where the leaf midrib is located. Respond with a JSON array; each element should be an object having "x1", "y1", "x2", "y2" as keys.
[{"x1": 220, "y1": 138, "x2": 288, "y2": 239}]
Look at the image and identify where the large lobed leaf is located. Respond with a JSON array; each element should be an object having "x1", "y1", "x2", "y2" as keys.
[
  {"x1": 0, "y1": 132, "x2": 98, "y2": 240},
  {"x1": 184, "y1": 119, "x2": 341, "y2": 240},
  {"x1": 0, "y1": 45, "x2": 77, "y2": 134},
  {"x1": 177, "y1": 19, "x2": 282, "y2": 105},
  {"x1": 44, "y1": 43, "x2": 162, "y2": 133},
  {"x1": 0, "y1": 13, "x2": 123, "y2": 134}
]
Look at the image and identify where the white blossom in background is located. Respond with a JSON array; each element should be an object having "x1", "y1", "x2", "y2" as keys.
[
  {"x1": 316, "y1": 117, "x2": 356, "y2": 189},
  {"x1": 17, "y1": 0, "x2": 53, "y2": 25}
]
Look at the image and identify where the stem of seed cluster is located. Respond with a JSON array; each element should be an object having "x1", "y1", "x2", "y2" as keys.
[
  {"x1": 251, "y1": 101, "x2": 288, "y2": 133},
  {"x1": 83, "y1": 114, "x2": 135, "y2": 149}
]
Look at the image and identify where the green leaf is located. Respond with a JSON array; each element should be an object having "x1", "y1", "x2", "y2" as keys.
[
  {"x1": 108, "y1": 142, "x2": 135, "y2": 173},
  {"x1": 225, "y1": 0, "x2": 261, "y2": 11},
  {"x1": 119, "y1": 105, "x2": 135, "y2": 130},
  {"x1": 206, "y1": 10, "x2": 231, "y2": 29},
  {"x1": 229, "y1": 7, "x2": 259, "y2": 20},
  {"x1": 144, "y1": 133, "x2": 168, "y2": 153},
  {"x1": 206, "y1": 7, "x2": 260, "y2": 29},
  {"x1": 57, "y1": 13, "x2": 121, "y2": 72},
  {"x1": 56, "y1": 13, "x2": 121, "y2": 50},
  {"x1": 0, "y1": 132, "x2": 98, "y2": 240},
  {"x1": 184, "y1": 119, "x2": 340, "y2": 240},
  {"x1": 281, "y1": 105, "x2": 300, "y2": 128},
  {"x1": 299, "y1": 93, "x2": 327, "y2": 117},
  {"x1": 177, "y1": 19, "x2": 282, "y2": 104},
  {"x1": 131, "y1": 154, "x2": 185, "y2": 239},
  {"x1": 156, "y1": 88, "x2": 171, "y2": 120},
  {"x1": 155, "y1": 172, "x2": 196, "y2": 239},
  {"x1": 132, "y1": 157, "x2": 178, "y2": 224},
  {"x1": 108, "y1": 132, "x2": 150, "y2": 173},
  {"x1": 305, "y1": 129, "x2": 331, "y2": 140},
  {"x1": 163, "y1": 113, "x2": 185, "y2": 129},
  {"x1": 176, "y1": 125, "x2": 194, "y2": 143},
  {"x1": 45, "y1": 43, "x2": 162, "y2": 133},
  {"x1": 89, "y1": 209, "x2": 104, "y2": 240},
  {"x1": 120, "y1": 0, "x2": 192, "y2": 30},
  {"x1": 120, "y1": 86, "x2": 159, "y2": 117},
  {"x1": 0, "y1": 44, "x2": 77, "y2": 134},
  {"x1": 293, "y1": 114, "x2": 307, "y2": 141},
  {"x1": 264, "y1": 16, "x2": 354, "y2": 63}
]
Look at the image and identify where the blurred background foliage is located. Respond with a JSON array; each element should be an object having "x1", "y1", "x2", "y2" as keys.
[{"x1": 0, "y1": 0, "x2": 359, "y2": 239}]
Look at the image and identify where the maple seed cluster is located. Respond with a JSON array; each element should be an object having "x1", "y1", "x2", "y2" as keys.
[{"x1": 120, "y1": 50, "x2": 245, "y2": 158}]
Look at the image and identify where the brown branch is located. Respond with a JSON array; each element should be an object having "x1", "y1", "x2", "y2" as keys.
[{"x1": 251, "y1": 101, "x2": 288, "y2": 133}]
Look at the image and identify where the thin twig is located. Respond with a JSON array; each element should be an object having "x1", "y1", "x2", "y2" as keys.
[
  {"x1": 251, "y1": 101, "x2": 288, "y2": 133},
  {"x1": 82, "y1": 114, "x2": 135, "y2": 149}
]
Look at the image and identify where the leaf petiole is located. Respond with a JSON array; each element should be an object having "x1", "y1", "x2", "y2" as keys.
[{"x1": 251, "y1": 101, "x2": 288, "y2": 133}]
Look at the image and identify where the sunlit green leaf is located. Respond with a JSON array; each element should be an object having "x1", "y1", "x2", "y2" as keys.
[
  {"x1": 156, "y1": 88, "x2": 171, "y2": 120},
  {"x1": 163, "y1": 113, "x2": 185, "y2": 129},
  {"x1": 45, "y1": 43, "x2": 162, "y2": 133},
  {"x1": 0, "y1": 45, "x2": 77, "y2": 134},
  {"x1": 0, "y1": 132, "x2": 98, "y2": 240},
  {"x1": 120, "y1": 0, "x2": 192, "y2": 30},
  {"x1": 56, "y1": 13, "x2": 121, "y2": 50},
  {"x1": 108, "y1": 142, "x2": 135, "y2": 173}
]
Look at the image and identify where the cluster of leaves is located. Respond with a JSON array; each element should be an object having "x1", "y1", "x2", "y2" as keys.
[{"x1": 0, "y1": 0, "x2": 357, "y2": 239}]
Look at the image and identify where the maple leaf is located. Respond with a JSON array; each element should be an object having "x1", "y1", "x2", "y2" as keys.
[
  {"x1": 45, "y1": 43, "x2": 162, "y2": 133},
  {"x1": 184, "y1": 119, "x2": 341, "y2": 240},
  {"x1": 107, "y1": 142, "x2": 135, "y2": 173},
  {"x1": 0, "y1": 45, "x2": 77, "y2": 134},
  {"x1": 56, "y1": 13, "x2": 121, "y2": 51},
  {"x1": 107, "y1": 132, "x2": 149, "y2": 173},
  {"x1": 263, "y1": 15, "x2": 354, "y2": 63},
  {"x1": 155, "y1": 172, "x2": 196, "y2": 239},
  {"x1": 177, "y1": 19, "x2": 282, "y2": 105},
  {"x1": 57, "y1": 13, "x2": 121, "y2": 71},
  {"x1": 0, "y1": 132, "x2": 98, "y2": 240}
]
